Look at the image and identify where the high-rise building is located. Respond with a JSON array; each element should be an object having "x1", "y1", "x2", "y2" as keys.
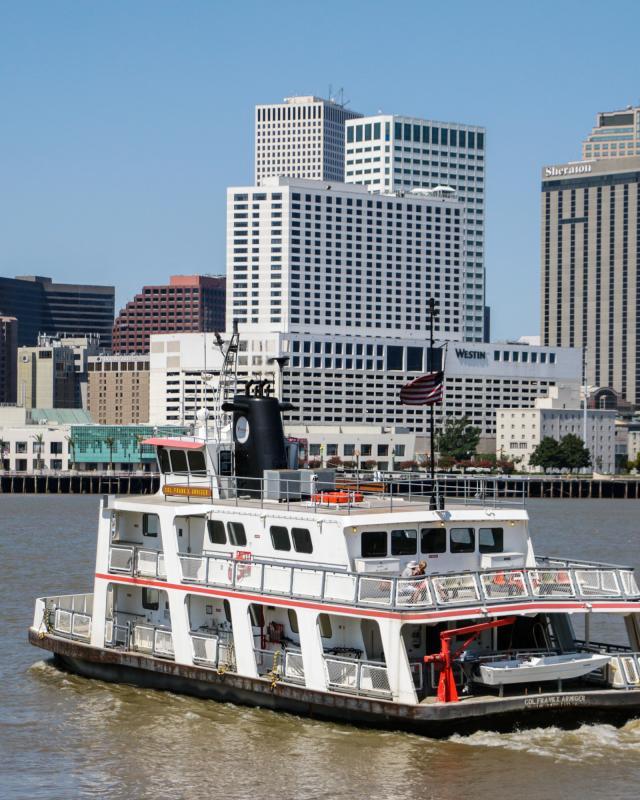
[
  {"x1": 0, "y1": 316, "x2": 18, "y2": 403},
  {"x1": 255, "y1": 95, "x2": 362, "y2": 185},
  {"x1": 112, "y1": 275, "x2": 226, "y2": 354},
  {"x1": 227, "y1": 177, "x2": 465, "y2": 339},
  {"x1": 87, "y1": 354, "x2": 150, "y2": 424},
  {"x1": 344, "y1": 115, "x2": 487, "y2": 342},
  {"x1": 582, "y1": 105, "x2": 640, "y2": 161},
  {"x1": 541, "y1": 156, "x2": 640, "y2": 404},
  {"x1": 0, "y1": 275, "x2": 115, "y2": 347},
  {"x1": 16, "y1": 335, "x2": 77, "y2": 409}
]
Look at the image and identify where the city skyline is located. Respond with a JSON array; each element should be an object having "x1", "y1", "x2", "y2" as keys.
[{"x1": 1, "y1": 1, "x2": 640, "y2": 341}]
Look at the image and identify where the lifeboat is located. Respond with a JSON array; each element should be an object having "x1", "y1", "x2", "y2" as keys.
[{"x1": 312, "y1": 490, "x2": 364, "y2": 504}]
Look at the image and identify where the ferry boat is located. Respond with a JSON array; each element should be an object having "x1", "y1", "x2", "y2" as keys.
[{"x1": 29, "y1": 349, "x2": 640, "y2": 737}]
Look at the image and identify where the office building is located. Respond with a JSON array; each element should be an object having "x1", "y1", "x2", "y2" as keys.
[
  {"x1": 0, "y1": 275, "x2": 115, "y2": 347},
  {"x1": 112, "y1": 275, "x2": 226, "y2": 354},
  {"x1": 0, "y1": 316, "x2": 18, "y2": 403},
  {"x1": 148, "y1": 332, "x2": 581, "y2": 450},
  {"x1": 16, "y1": 336, "x2": 77, "y2": 409},
  {"x1": 57, "y1": 334, "x2": 102, "y2": 408},
  {"x1": 255, "y1": 95, "x2": 362, "y2": 185},
  {"x1": 227, "y1": 177, "x2": 466, "y2": 338},
  {"x1": 87, "y1": 354, "x2": 150, "y2": 425},
  {"x1": 541, "y1": 156, "x2": 640, "y2": 404},
  {"x1": 497, "y1": 386, "x2": 616, "y2": 474},
  {"x1": 582, "y1": 105, "x2": 640, "y2": 161},
  {"x1": 344, "y1": 114, "x2": 487, "y2": 341}
]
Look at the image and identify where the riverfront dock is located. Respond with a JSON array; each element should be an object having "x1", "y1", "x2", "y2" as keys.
[{"x1": 0, "y1": 472, "x2": 160, "y2": 495}]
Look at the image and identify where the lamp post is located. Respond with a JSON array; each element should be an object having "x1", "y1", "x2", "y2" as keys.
[{"x1": 428, "y1": 297, "x2": 438, "y2": 481}]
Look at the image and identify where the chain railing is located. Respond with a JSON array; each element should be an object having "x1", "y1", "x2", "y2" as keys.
[
  {"x1": 323, "y1": 654, "x2": 392, "y2": 698},
  {"x1": 173, "y1": 552, "x2": 640, "y2": 612}
]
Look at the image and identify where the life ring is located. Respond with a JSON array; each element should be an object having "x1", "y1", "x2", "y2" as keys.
[{"x1": 312, "y1": 490, "x2": 364, "y2": 504}]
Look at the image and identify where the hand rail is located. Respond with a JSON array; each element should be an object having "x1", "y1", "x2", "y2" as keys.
[
  {"x1": 323, "y1": 653, "x2": 391, "y2": 698},
  {"x1": 175, "y1": 552, "x2": 640, "y2": 613}
]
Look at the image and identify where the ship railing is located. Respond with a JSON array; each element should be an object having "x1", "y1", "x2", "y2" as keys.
[
  {"x1": 322, "y1": 654, "x2": 392, "y2": 699},
  {"x1": 162, "y1": 472, "x2": 527, "y2": 511},
  {"x1": 189, "y1": 630, "x2": 236, "y2": 671},
  {"x1": 254, "y1": 647, "x2": 306, "y2": 684},
  {"x1": 39, "y1": 593, "x2": 93, "y2": 642},
  {"x1": 108, "y1": 544, "x2": 167, "y2": 580},
  {"x1": 176, "y1": 552, "x2": 640, "y2": 612},
  {"x1": 125, "y1": 622, "x2": 175, "y2": 659}
]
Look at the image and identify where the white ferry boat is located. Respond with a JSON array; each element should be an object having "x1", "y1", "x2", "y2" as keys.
[{"x1": 29, "y1": 368, "x2": 640, "y2": 736}]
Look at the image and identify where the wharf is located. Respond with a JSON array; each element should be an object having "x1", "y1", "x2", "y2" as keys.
[{"x1": 0, "y1": 472, "x2": 160, "y2": 495}]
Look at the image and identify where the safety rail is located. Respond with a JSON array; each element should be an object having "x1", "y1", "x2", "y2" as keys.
[
  {"x1": 108, "y1": 544, "x2": 167, "y2": 580},
  {"x1": 254, "y1": 647, "x2": 305, "y2": 684},
  {"x1": 190, "y1": 631, "x2": 236, "y2": 671},
  {"x1": 160, "y1": 472, "x2": 527, "y2": 511},
  {"x1": 38, "y1": 593, "x2": 93, "y2": 642},
  {"x1": 129, "y1": 623, "x2": 175, "y2": 659},
  {"x1": 323, "y1": 654, "x2": 392, "y2": 698},
  {"x1": 176, "y1": 552, "x2": 640, "y2": 612}
]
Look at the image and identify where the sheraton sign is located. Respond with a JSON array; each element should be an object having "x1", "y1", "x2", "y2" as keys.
[{"x1": 544, "y1": 163, "x2": 592, "y2": 178}]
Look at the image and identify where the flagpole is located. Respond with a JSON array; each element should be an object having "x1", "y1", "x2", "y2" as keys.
[{"x1": 428, "y1": 297, "x2": 437, "y2": 481}]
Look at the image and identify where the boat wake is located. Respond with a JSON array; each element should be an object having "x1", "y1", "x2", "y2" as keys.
[{"x1": 450, "y1": 719, "x2": 640, "y2": 761}]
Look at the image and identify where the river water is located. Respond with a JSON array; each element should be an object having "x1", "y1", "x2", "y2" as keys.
[{"x1": 1, "y1": 496, "x2": 639, "y2": 799}]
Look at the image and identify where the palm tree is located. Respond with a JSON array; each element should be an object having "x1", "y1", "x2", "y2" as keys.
[
  {"x1": 104, "y1": 436, "x2": 116, "y2": 472},
  {"x1": 135, "y1": 433, "x2": 145, "y2": 470},
  {"x1": 65, "y1": 434, "x2": 76, "y2": 471},
  {"x1": 32, "y1": 432, "x2": 45, "y2": 471},
  {"x1": 0, "y1": 438, "x2": 8, "y2": 470}
]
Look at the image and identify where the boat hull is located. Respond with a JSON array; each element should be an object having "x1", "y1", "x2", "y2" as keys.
[{"x1": 29, "y1": 629, "x2": 640, "y2": 739}]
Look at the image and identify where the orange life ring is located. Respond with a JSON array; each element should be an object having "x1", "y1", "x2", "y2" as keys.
[{"x1": 312, "y1": 490, "x2": 364, "y2": 504}]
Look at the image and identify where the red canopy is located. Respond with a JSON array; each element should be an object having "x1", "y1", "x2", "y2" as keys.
[{"x1": 141, "y1": 438, "x2": 204, "y2": 449}]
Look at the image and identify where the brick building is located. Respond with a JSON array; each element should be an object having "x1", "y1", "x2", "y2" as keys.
[
  {"x1": 87, "y1": 354, "x2": 150, "y2": 425},
  {"x1": 112, "y1": 275, "x2": 225, "y2": 354}
]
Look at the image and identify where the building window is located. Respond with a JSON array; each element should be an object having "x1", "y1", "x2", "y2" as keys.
[{"x1": 361, "y1": 530, "x2": 387, "y2": 557}]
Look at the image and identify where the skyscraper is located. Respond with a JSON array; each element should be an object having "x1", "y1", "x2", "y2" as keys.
[
  {"x1": 0, "y1": 275, "x2": 115, "y2": 347},
  {"x1": 344, "y1": 115, "x2": 487, "y2": 342},
  {"x1": 541, "y1": 156, "x2": 640, "y2": 404},
  {"x1": 0, "y1": 316, "x2": 18, "y2": 403},
  {"x1": 582, "y1": 105, "x2": 640, "y2": 161},
  {"x1": 255, "y1": 95, "x2": 362, "y2": 185},
  {"x1": 112, "y1": 275, "x2": 226, "y2": 354}
]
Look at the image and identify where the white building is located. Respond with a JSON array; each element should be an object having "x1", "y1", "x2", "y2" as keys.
[
  {"x1": 344, "y1": 114, "x2": 486, "y2": 342},
  {"x1": 148, "y1": 332, "x2": 581, "y2": 450},
  {"x1": 227, "y1": 177, "x2": 466, "y2": 339},
  {"x1": 255, "y1": 95, "x2": 362, "y2": 185},
  {"x1": 496, "y1": 386, "x2": 616, "y2": 473}
]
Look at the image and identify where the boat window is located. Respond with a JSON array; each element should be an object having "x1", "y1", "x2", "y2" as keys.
[
  {"x1": 169, "y1": 449, "x2": 188, "y2": 473},
  {"x1": 219, "y1": 449, "x2": 233, "y2": 476},
  {"x1": 361, "y1": 530, "x2": 387, "y2": 558},
  {"x1": 292, "y1": 527, "x2": 313, "y2": 553},
  {"x1": 249, "y1": 604, "x2": 264, "y2": 627},
  {"x1": 288, "y1": 609, "x2": 299, "y2": 634},
  {"x1": 270, "y1": 525, "x2": 291, "y2": 551},
  {"x1": 223, "y1": 600, "x2": 232, "y2": 624},
  {"x1": 318, "y1": 613, "x2": 333, "y2": 638},
  {"x1": 227, "y1": 521, "x2": 247, "y2": 547},
  {"x1": 142, "y1": 588, "x2": 160, "y2": 610},
  {"x1": 391, "y1": 528, "x2": 417, "y2": 555},
  {"x1": 207, "y1": 519, "x2": 227, "y2": 544},
  {"x1": 142, "y1": 513, "x2": 158, "y2": 537},
  {"x1": 157, "y1": 447, "x2": 170, "y2": 473},
  {"x1": 450, "y1": 528, "x2": 475, "y2": 554},
  {"x1": 421, "y1": 527, "x2": 446, "y2": 554},
  {"x1": 187, "y1": 449, "x2": 206, "y2": 475},
  {"x1": 479, "y1": 527, "x2": 504, "y2": 553}
]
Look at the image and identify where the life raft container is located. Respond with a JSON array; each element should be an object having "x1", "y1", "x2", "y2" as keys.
[{"x1": 312, "y1": 490, "x2": 364, "y2": 504}]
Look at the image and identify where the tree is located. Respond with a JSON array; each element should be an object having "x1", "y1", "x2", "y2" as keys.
[
  {"x1": 65, "y1": 435, "x2": 76, "y2": 470},
  {"x1": 104, "y1": 436, "x2": 116, "y2": 471},
  {"x1": 0, "y1": 438, "x2": 7, "y2": 470},
  {"x1": 32, "y1": 433, "x2": 45, "y2": 471},
  {"x1": 361, "y1": 459, "x2": 378, "y2": 471},
  {"x1": 437, "y1": 416, "x2": 480, "y2": 461},
  {"x1": 559, "y1": 434, "x2": 591, "y2": 471},
  {"x1": 326, "y1": 455, "x2": 342, "y2": 468},
  {"x1": 135, "y1": 433, "x2": 145, "y2": 469},
  {"x1": 397, "y1": 460, "x2": 419, "y2": 471},
  {"x1": 529, "y1": 437, "x2": 562, "y2": 471}
]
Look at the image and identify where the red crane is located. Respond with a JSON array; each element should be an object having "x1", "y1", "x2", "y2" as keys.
[{"x1": 424, "y1": 616, "x2": 517, "y2": 703}]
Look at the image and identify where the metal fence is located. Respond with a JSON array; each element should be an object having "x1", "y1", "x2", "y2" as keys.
[
  {"x1": 254, "y1": 647, "x2": 305, "y2": 684},
  {"x1": 323, "y1": 654, "x2": 391, "y2": 698},
  {"x1": 167, "y1": 551, "x2": 640, "y2": 613}
]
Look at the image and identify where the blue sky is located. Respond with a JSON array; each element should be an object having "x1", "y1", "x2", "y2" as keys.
[{"x1": 1, "y1": 0, "x2": 639, "y2": 340}]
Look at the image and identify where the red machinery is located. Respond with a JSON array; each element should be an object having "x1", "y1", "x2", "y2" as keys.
[{"x1": 424, "y1": 617, "x2": 517, "y2": 703}]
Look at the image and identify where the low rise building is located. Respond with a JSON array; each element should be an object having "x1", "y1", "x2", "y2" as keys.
[
  {"x1": 496, "y1": 386, "x2": 616, "y2": 473},
  {"x1": 16, "y1": 336, "x2": 77, "y2": 409}
]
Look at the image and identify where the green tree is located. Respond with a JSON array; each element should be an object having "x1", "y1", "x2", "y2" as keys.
[
  {"x1": 32, "y1": 432, "x2": 45, "y2": 471},
  {"x1": 529, "y1": 436, "x2": 562, "y2": 471},
  {"x1": 437, "y1": 416, "x2": 480, "y2": 461},
  {"x1": 0, "y1": 438, "x2": 8, "y2": 469},
  {"x1": 558, "y1": 433, "x2": 591, "y2": 471},
  {"x1": 104, "y1": 436, "x2": 116, "y2": 471},
  {"x1": 65, "y1": 435, "x2": 76, "y2": 470}
]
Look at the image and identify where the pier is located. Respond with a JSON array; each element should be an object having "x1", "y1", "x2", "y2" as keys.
[{"x1": 0, "y1": 472, "x2": 160, "y2": 495}]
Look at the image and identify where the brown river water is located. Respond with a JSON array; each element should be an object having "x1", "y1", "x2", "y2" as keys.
[{"x1": 1, "y1": 495, "x2": 639, "y2": 799}]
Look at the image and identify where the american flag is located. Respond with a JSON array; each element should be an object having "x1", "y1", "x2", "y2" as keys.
[{"x1": 399, "y1": 371, "x2": 444, "y2": 406}]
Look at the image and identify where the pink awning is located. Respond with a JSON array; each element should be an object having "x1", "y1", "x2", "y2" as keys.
[{"x1": 141, "y1": 438, "x2": 204, "y2": 449}]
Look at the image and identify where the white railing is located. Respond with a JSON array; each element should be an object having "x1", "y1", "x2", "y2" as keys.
[
  {"x1": 108, "y1": 545, "x2": 166, "y2": 580},
  {"x1": 39, "y1": 593, "x2": 93, "y2": 642},
  {"x1": 254, "y1": 647, "x2": 306, "y2": 685},
  {"x1": 323, "y1": 654, "x2": 391, "y2": 698},
  {"x1": 130, "y1": 623, "x2": 174, "y2": 659},
  {"x1": 176, "y1": 552, "x2": 640, "y2": 613},
  {"x1": 608, "y1": 653, "x2": 640, "y2": 688}
]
